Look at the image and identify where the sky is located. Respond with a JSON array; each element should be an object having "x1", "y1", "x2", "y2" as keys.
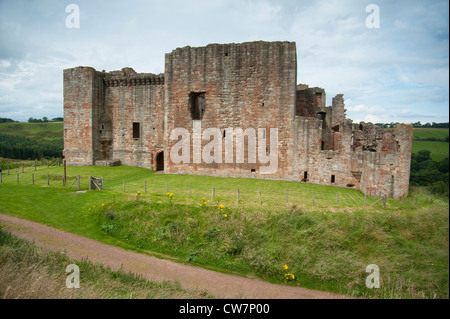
[{"x1": 0, "y1": 0, "x2": 448, "y2": 124}]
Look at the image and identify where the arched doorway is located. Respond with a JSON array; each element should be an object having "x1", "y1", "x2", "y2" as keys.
[{"x1": 156, "y1": 152, "x2": 164, "y2": 171}]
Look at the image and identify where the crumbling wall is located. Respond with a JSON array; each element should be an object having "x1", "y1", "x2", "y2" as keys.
[
  {"x1": 164, "y1": 41, "x2": 297, "y2": 178},
  {"x1": 63, "y1": 67, "x2": 102, "y2": 165}
]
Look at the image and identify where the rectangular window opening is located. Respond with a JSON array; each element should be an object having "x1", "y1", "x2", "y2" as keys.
[
  {"x1": 331, "y1": 175, "x2": 335, "y2": 183},
  {"x1": 189, "y1": 92, "x2": 206, "y2": 120},
  {"x1": 133, "y1": 122, "x2": 140, "y2": 139},
  {"x1": 303, "y1": 171, "x2": 308, "y2": 181}
]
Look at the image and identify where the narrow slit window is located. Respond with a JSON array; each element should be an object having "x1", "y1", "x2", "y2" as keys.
[
  {"x1": 133, "y1": 122, "x2": 140, "y2": 139},
  {"x1": 331, "y1": 175, "x2": 335, "y2": 183}
]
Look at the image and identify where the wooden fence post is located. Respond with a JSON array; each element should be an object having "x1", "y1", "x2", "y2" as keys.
[
  {"x1": 259, "y1": 189, "x2": 261, "y2": 205},
  {"x1": 286, "y1": 190, "x2": 289, "y2": 204},
  {"x1": 63, "y1": 160, "x2": 66, "y2": 186},
  {"x1": 32, "y1": 174, "x2": 34, "y2": 185},
  {"x1": 47, "y1": 174, "x2": 50, "y2": 185},
  {"x1": 237, "y1": 188, "x2": 240, "y2": 204},
  {"x1": 145, "y1": 181, "x2": 147, "y2": 193},
  {"x1": 8, "y1": 166, "x2": 10, "y2": 175},
  {"x1": 17, "y1": 173, "x2": 19, "y2": 184},
  {"x1": 383, "y1": 195, "x2": 387, "y2": 208},
  {"x1": 189, "y1": 184, "x2": 192, "y2": 197},
  {"x1": 77, "y1": 175, "x2": 80, "y2": 190},
  {"x1": 211, "y1": 187, "x2": 215, "y2": 202},
  {"x1": 336, "y1": 193, "x2": 338, "y2": 205},
  {"x1": 364, "y1": 194, "x2": 367, "y2": 206},
  {"x1": 123, "y1": 180, "x2": 126, "y2": 192},
  {"x1": 312, "y1": 191, "x2": 315, "y2": 204},
  {"x1": 0, "y1": 172, "x2": 2, "y2": 183}
]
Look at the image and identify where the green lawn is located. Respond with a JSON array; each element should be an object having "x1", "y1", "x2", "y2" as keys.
[
  {"x1": 0, "y1": 165, "x2": 448, "y2": 299},
  {"x1": 0, "y1": 164, "x2": 386, "y2": 209}
]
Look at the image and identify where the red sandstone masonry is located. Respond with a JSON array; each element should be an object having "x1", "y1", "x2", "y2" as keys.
[{"x1": 63, "y1": 41, "x2": 412, "y2": 198}]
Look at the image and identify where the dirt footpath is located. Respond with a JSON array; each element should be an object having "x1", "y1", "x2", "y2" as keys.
[{"x1": 0, "y1": 213, "x2": 350, "y2": 299}]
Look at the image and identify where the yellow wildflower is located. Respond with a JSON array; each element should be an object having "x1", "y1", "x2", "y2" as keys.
[{"x1": 283, "y1": 264, "x2": 288, "y2": 270}]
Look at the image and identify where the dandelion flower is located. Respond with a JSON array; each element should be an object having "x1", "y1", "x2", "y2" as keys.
[
  {"x1": 283, "y1": 264, "x2": 289, "y2": 270},
  {"x1": 223, "y1": 214, "x2": 228, "y2": 218}
]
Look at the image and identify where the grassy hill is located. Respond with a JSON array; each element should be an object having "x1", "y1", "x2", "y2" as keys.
[
  {"x1": 412, "y1": 128, "x2": 449, "y2": 161},
  {"x1": 0, "y1": 164, "x2": 448, "y2": 299},
  {"x1": 0, "y1": 122, "x2": 63, "y2": 143}
]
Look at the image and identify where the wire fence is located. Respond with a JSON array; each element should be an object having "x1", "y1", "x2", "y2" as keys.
[{"x1": 0, "y1": 162, "x2": 390, "y2": 209}]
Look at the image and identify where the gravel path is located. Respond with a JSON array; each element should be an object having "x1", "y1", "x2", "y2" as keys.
[{"x1": 0, "y1": 213, "x2": 350, "y2": 299}]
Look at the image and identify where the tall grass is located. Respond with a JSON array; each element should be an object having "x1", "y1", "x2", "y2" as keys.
[
  {"x1": 90, "y1": 189, "x2": 449, "y2": 299},
  {"x1": 0, "y1": 227, "x2": 213, "y2": 299}
]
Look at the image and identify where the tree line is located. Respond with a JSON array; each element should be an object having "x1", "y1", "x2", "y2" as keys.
[
  {"x1": 410, "y1": 150, "x2": 449, "y2": 197},
  {"x1": 1, "y1": 117, "x2": 64, "y2": 123},
  {"x1": 28, "y1": 117, "x2": 63, "y2": 123},
  {"x1": 375, "y1": 122, "x2": 449, "y2": 128},
  {"x1": 0, "y1": 134, "x2": 63, "y2": 160}
]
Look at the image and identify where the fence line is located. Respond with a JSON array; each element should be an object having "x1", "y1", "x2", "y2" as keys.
[{"x1": 0, "y1": 166, "x2": 390, "y2": 208}]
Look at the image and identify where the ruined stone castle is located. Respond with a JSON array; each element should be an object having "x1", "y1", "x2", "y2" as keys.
[{"x1": 63, "y1": 41, "x2": 413, "y2": 198}]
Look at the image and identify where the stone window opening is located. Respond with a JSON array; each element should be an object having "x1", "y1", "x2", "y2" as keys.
[
  {"x1": 132, "y1": 122, "x2": 140, "y2": 139},
  {"x1": 303, "y1": 171, "x2": 308, "y2": 181},
  {"x1": 315, "y1": 92, "x2": 323, "y2": 107},
  {"x1": 251, "y1": 169, "x2": 256, "y2": 173},
  {"x1": 318, "y1": 112, "x2": 326, "y2": 121},
  {"x1": 331, "y1": 175, "x2": 335, "y2": 183},
  {"x1": 189, "y1": 92, "x2": 206, "y2": 120}
]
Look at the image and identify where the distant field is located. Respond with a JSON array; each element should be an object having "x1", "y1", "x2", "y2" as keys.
[
  {"x1": 0, "y1": 122, "x2": 63, "y2": 143},
  {"x1": 412, "y1": 128, "x2": 449, "y2": 161}
]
